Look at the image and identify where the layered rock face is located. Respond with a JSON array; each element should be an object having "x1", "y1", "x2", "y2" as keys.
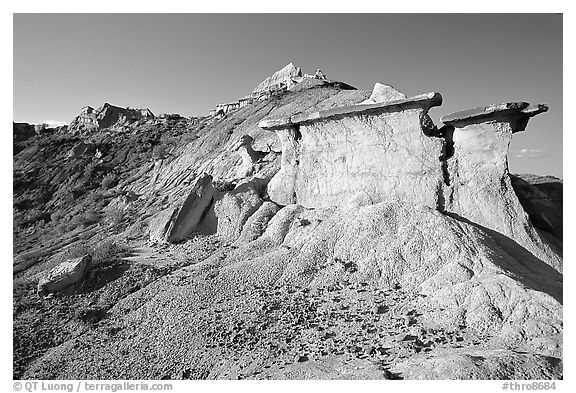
[
  {"x1": 68, "y1": 103, "x2": 154, "y2": 133},
  {"x1": 260, "y1": 92, "x2": 444, "y2": 208},
  {"x1": 149, "y1": 160, "x2": 280, "y2": 244},
  {"x1": 252, "y1": 62, "x2": 302, "y2": 94}
]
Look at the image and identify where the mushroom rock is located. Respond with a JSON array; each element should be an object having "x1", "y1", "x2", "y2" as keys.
[
  {"x1": 440, "y1": 103, "x2": 561, "y2": 272},
  {"x1": 260, "y1": 94, "x2": 561, "y2": 273}
]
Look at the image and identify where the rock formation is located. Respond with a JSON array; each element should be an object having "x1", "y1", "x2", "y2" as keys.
[
  {"x1": 232, "y1": 135, "x2": 268, "y2": 178},
  {"x1": 360, "y1": 83, "x2": 407, "y2": 104},
  {"x1": 257, "y1": 87, "x2": 559, "y2": 272},
  {"x1": 206, "y1": 63, "x2": 343, "y2": 119},
  {"x1": 149, "y1": 160, "x2": 279, "y2": 244},
  {"x1": 68, "y1": 103, "x2": 154, "y2": 133},
  {"x1": 440, "y1": 103, "x2": 561, "y2": 272},
  {"x1": 149, "y1": 174, "x2": 220, "y2": 243},
  {"x1": 235, "y1": 201, "x2": 281, "y2": 244},
  {"x1": 259, "y1": 91, "x2": 444, "y2": 208},
  {"x1": 252, "y1": 62, "x2": 303, "y2": 94},
  {"x1": 214, "y1": 181, "x2": 264, "y2": 241},
  {"x1": 144, "y1": 81, "x2": 561, "y2": 275},
  {"x1": 313, "y1": 69, "x2": 327, "y2": 80}
]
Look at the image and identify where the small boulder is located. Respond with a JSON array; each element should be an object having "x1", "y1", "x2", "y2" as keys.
[
  {"x1": 360, "y1": 83, "x2": 407, "y2": 104},
  {"x1": 37, "y1": 255, "x2": 92, "y2": 295}
]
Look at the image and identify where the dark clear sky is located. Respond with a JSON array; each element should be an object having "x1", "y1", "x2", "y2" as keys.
[{"x1": 13, "y1": 14, "x2": 562, "y2": 177}]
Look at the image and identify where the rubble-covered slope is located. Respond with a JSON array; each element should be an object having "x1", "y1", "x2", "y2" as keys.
[{"x1": 23, "y1": 201, "x2": 561, "y2": 379}]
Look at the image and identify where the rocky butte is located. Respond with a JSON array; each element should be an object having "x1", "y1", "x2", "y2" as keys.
[
  {"x1": 13, "y1": 63, "x2": 562, "y2": 380},
  {"x1": 69, "y1": 103, "x2": 155, "y2": 133}
]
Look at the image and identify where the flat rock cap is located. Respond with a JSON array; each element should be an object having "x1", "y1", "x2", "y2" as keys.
[
  {"x1": 441, "y1": 102, "x2": 548, "y2": 126},
  {"x1": 259, "y1": 92, "x2": 442, "y2": 130}
]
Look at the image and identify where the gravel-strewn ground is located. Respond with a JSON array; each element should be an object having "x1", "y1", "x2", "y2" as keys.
[{"x1": 15, "y1": 231, "x2": 562, "y2": 380}]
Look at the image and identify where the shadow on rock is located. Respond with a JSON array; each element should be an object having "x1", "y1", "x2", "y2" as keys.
[
  {"x1": 447, "y1": 212, "x2": 562, "y2": 304},
  {"x1": 77, "y1": 260, "x2": 131, "y2": 294}
]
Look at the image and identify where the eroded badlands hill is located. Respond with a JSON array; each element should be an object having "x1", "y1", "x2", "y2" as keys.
[{"x1": 13, "y1": 67, "x2": 562, "y2": 380}]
